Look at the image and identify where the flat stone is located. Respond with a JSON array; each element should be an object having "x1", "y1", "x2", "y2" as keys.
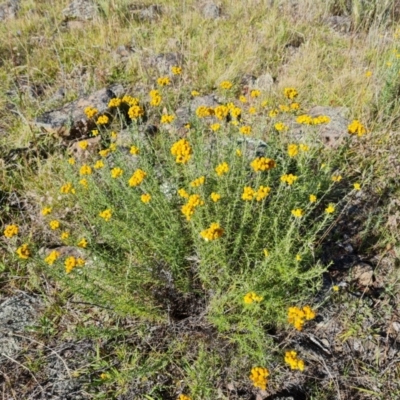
[
  {"x1": 351, "y1": 262, "x2": 374, "y2": 286},
  {"x1": 0, "y1": 0, "x2": 19, "y2": 21},
  {"x1": 63, "y1": 0, "x2": 98, "y2": 21},
  {"x1": 253, "y1": 73, "x2": 274, "y2": 92},
  {"x1": 201, "y1": 2, "x2": 221, "y2": 19},
  {"x1": 127, "y1": 4, "x2": 162, "y2": 22}
]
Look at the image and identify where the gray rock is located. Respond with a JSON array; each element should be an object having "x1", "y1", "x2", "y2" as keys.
[
  {"x1": 201, "y1": 2, "x2": 221, "y2": 19},
  {"x1": 326, "y1": 15, "x2": 352, "y2": 33},
  {"x1": 128, "y1": 4, "x2": 162, "y2": 22},
  {"x1": 34, "y1": 84, "x2": 125, "y2": 138},
  {"x1": 0, "y1": 0, "x2": 19, "y2": 21},
  {"x1": 148, "y1": 52, "x2": 183, "y2": 75},
  {"x1": 351, "y1": 262, "x2": 374, "y2": 287},
  {"x1": 63, "y1": 0, "x2": 98, "y2": 21},
  {"x1": 253, "y1": 73, "x2": 274, "y2": 92}
]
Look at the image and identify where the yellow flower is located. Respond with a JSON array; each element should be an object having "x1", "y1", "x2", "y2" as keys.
[
  {"x1": 60, "y1": 182, "x2": 75, "y2": 194},
  {"x1": 141, "y1": 193, "x2": 151, "y2": 203},
  {"x1": 325, "y1": 204, "x2": 335, "y2": 214},
  {"x1": 239, "y1": 95, "x2": 247, "y2": 103},
  {"x1": 181, "y1": 194, "x2": 204, "y2": 220},
  {"x1": 79, "y1": 165, "x2": 92, "y2": 175},
  {"x1": 109, "y1": 143, "x2": 117, "y2": 152},
  {"x1": 178, "y1": 189, "x2": 189, "y2": 198},
  {"x1": 100, "y1": 373, "x2": 110, "y2": 381},
  {"x1": 161, "y1": 114, "x2": 175, "y2": 124},
  {"x1": 129, "y1": 169, "x2": 147, "y2": 187},
  {"x1": 78, "y1": 238, "x2": 88, "y2": 248},
  {"x1": 99, "y1": 149, "x2": 110, "y2": 157},
  {"x1": 365, "y1": 70, "x2": 372, "y2": 77},
  {"x1": 130, "y1": 146, "x2": 140, "y2": 155},
  {"x1": 78, "y1": 140, "x2": 88, "y2": 150},
  {"x1": 4, "y1": 224, "x2": 19, "y2": 238},
  {"x1": 16, "y1": 244, "x2": 30, "y2": 259},
  {"x1": 269, "y1": 108, "x2": 279, "y2": 118},
  {"x1": 178, "y1": 395, "x2": 191, "y2": 400},
  {"x1": 171, "y1": 66, "x2": 182, "y2": 75},
  {"x1": 348, "y1": 120, "x2": 366, "y2": 137},
  {"x1": 68, "y1": 158, "x2": 75, "y2": 165},
  {"x1": 353, "y1": 182, "x2": 361, "y2": 190},
  {"x1": 249, "y1": 106, "x2": 256, "y2": 114},
  {"x1": 200, "y1": 222, "x2": 224, "y2": 241},
  {"x1": 122, "y1": 95, "x2": 139, "y2": 106},
  {"x1": 128, "y1": 105, "x2": 145, "y2": 120},
  {"x1": 79, "y1": 179, "x2": 88, "y2": 188},
  {"x1": 285, "y1": 351, "x2": 305, "y2": 371},
  {"x1": 281, "y1": 174, "x2": 298, "y2": 185},
  {"x1": 287, "y1": 144, "x2": 299, "y2": 157},
  {"x1": 296, "y1": 114, "x2": 313, "y2": 124},
  {"x1": 171, "y1": 139, "x2": 192, "y2": 164},
  {"x1": 220, "y1": 80, "x2": 233, "y2": 90},
  {"x1": 108, "y1": 98, "x2": 121, "y2": 108},
  {"x1": 240, "y1": 125, "x2": 252, "y2": 135},
  {"x1": 157, "y1": 76, "x2": 171, "y2": 86},
  {"x1": 279, "y1": 104, "x2": 290, "y2": 112},
  {"x1": 250, "y1": 89, "x2": 261, "y2": 98},
  {"x1": 210, "y1": 192, "x2": 221, "y2": 202},
  {"x1": 190, "y1": 176, "x2": 205, "y2": 187},
  {"x1": 332, "y1": 285, "x2": 339, "y2": 292},
  {"x1": 244, "y1": 292, "x2": 263, "y2": 304},
  {"x1": 288, "y1": 305, "x2": 316, "y2": 330},
  {"x1": 196, "y1": 106, "x2": 214, "y2": 118},
  {"x1": 210, "y1": 123, "x2": 221, "y2": 131},
  {"x1": 309, "y1": 194, "x2": 317, "y2": 203},
  {"x1": 263, "y1": 248, "x2": 269, "y2": 257},
  {"x1": 49, "y1": 220, "x2": 60, "y2": 230},
  {"x1": 249, "y1": 367, "x2": 269, "y2": 390},
  {"x1": 99, "y1": 209, "x2": 112, "y2": 221},
  {"x1": 110, "y1": 131, "x2": 118, "y2": 139},
  {"x1": 291, "y1": 208, "x2": 304, "y2": 218},
  {"x1": 296, "y1": 254, "x2": 302, "y2": 261},
  {"x1": 284, "y1": 87, "x2": 298, "y2": 100},
  {"x1": 261, "y1": 100, "x2": 269, "y2": 107},
  {"x1": 215, "y1": 162, "x2": 229, "y2": 177},
  {"x1": 150, "y1": 91, "x2": 162, "y2": 106},
  {"x1": 214, "y1": 105, "x2": 229, "y2": 120},
  {"x1": 312, "y1": 115, "x2": 330, "y2": 124},
  {"x1": 251, "y1": 157, "x2": 276, "y2": 172},
  {"x1": 96, "y1": 115, "x2": 109, "y2": 125},
  {"x1": 111, "y1": 167, "x2": 123, "y2": 179},
  {"x1": 65, "y1": 256, "x2": 77, "y2": 274},
  {"x1": 236, "y1": 149, "x2": 242, "y2": 157},
  {"x1": 84, "y1": 106, "x2": 98, "y2": 119},
  {"x1": 45, "y1": 250, "x2": 60, "y2": 265},
  {"x1": 256, "y1": 185, "x2": 271, "y2": 201},
  {"x1": 91, "y1": 129, "x2": 99, "y2": 136},
  {"x1": 94, "y1": 160, "x2": 104, "y2": 169},
  {"x1": 41, "y1": 207, "x2": 52, "y2": 216},
  {"x1": 242, "y1": 186, "x2": 255, "y2": 201},
  {"x1": 275, "y1": 122, "x2": 288, "y2": 132},
  {"x1": 299, "y1": 144, "x2": 309, "y2": 152},
  {"x1": 61, "y1": 231, "x2": 70, "y2": 240},
  {"x1": 331, "y1": 175, "x2": 342, "y2": 182},
  {"x1": 290, "y1": 102, "x2": 300, "y2": 110},
  {"x1": 191, "y1": 90, "x2": 200, "y2": 96}
]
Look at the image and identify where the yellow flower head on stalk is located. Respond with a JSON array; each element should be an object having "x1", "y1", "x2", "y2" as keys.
[
  {"x1": 78, "y1": 238, "x2": 88, "y2": 248},
  {"x1": 181, "y1": 194, "x2": 204, "y2": 220},
  {"x1": 141, "y1": 193, "x2": 151, "y2": 203},
  {"x1": 122, "y1": 95, "x2": 139, "y2": 106},
  {"x1": 249, "y1": 107, "x2": 256, "y2": 114},
  {"x1": 157, "y1": 76, "x2": 171, "y2": 86},
  {"x1": 65, "y1": 256, "x2": 77, "y2": 274},
  {"x1": 229, "y1": 106, "x2": 241, "y2": 120},
  {"x1": 178, "y1": 395, "x2": 191, "y2": 400},
  {"x1": 285, "y1": 351, "x2": 305, "y2": 371},
  {"x1": 220, "y1": 80, "x2": 233, "y2": 90},
  {"x1": 296, "y1": 254, "x2": 302, "y2": 261},
  {"x1": 284, "y1": 87, "x2": 298, "y2": 100},
  {"x1": 196, "y1": 106, "x2": 214, "y2": 118},
  {"x1": 96, "y1": 115, "x2": 109, "y2": 125},
  {"x1": 128, "y1": 105, "x2": 145, "y2": 120},
  {"x1": 109, "y1": 143, "x2": 117, "y2": 152},
  {"x1": 49, "y1": 220, "x2": 60, "y2": 230},
  {"x1": 80, "y1": 165, "x2": 92, "y2": 176},
  {"x1": 178, "y1": 188, "x2": 189, "y2": 198},
  {"x1": 242, "y1": 186, "x2": 255, "y2": 201},
  {"x1": 288, "y1": 305, "x2": 316, "y2": 330},
  {"x1": 249, "y1": 367, "x2": 269, "y2": 390},
  {"x1": 348, "y1": 120, "x2": 366, "y2": 137},
  {"x1": 171, "y1": 66, "x2": 182, "y2": 75},
  {"x1": 244, "y1": 292, "x2": 263, "y2": 304},
  {"x1": 299, "y1": 144, "x2": 309, "y2": 152},
  {"x1": 41, "y1": 207, "x2": 52, "y2": 216},
  {"x1": 161, "y1": 114, "x2": 175, "y2": 124},
  {"x1": 150, "y1": 94, "x2": 162, "y2": 106},
  {"x1": 256, "y1": 186, "x2": 271, "y2": 201},
  {"x1": 251, "y1": 157, "x2": 276, "y2": 172},
  {"x1": 91, "y1": 129, "x2": 99, "y2": 136},
  {"x1": 111, "y1": 167, "x2": 123, "y2": 179},
  {"x1": 171, "y1": 139, "x2": 192, "y2": 164},
  {"x1": 68, "y1": 157, "x2": 75, "y2": 165},
  {"x1": 309, "y1": 194, "x2": 317, "y2": 203},
  {"x1": 190, "y1": 176, "x2": 205, "y2": 187},
  {"x1": 325, "y1": 204, "x2": 335, "y2": 214},
  {"x1": 200, "y1": 222, "x2": 224, "y2": 241},
  {"x1": 214, "y1": 105, "x2": 229, "y2": 120},
  {"x1": 99, "y1": 149, "x2": 110, "y2": 157},
  {"x1": 16, "y1": 244, "x2": 30, "y2": 259},
  {"x1": 312, "y1": 115, "x2": 330, "y2": 124},
  {"x1": 281, "y1": 174, "x2": 298, "y2": 185},
  {"x1": 99, "y1": 209, "x2": 112, "y2": 221},
  {"x1": 130, "y1": 145, "x2": 140, "y2": 155},
  {"x1": 236, "y1": 149, "x2": 242, "y2": 157},
  {"x1": 129, "y1": 169, "x2": 147, "y2": 187},
  {"x1": 296, "y1": 114, "x2": 313, "y2": 124},
  {"x1": 331, "y1": 175, "x2": 342, "y2": 182},
  {"x1": 239, "y1": 95, "x2": 247, "y2": 103},
  {"x1": 290, "y1": 102, "x2": 300, "y2": 110},
  {"x1": 215, "y1": 162, "x2": 229, "y2": 177},
  {"x1": 79, "y1": 179, "x2": 88, "y2": 189},
  {"x1": 210, "y1": 192, "x2": 221, "y2": 202},
  {"x1": 263, "y1": 249, "x2": 269, "y2": 257},
  {"x1": 353, "y1": 182, "x2": 361, "y2": 190},
  {"x1": 78, "y1": 140, "x2": 88, "y2": 150},
  {"x1": 191, "y1": 90, "x2": 200, "y2": 96},
  {"x1": 94, "y1": 160, "x2": 104, "y2": 169},
  {"x1": 291, "y1": 208, "x2": 304, "y2": 218},
  {"x1": 210, "y1": 123, "x2": 221, "y2": 131},
  {"x1": 240, "y1": 125, "x2": 252, "y2": 135},
  {"x1": 279, "y1": 104, "x2": 290, "y2": 112},
  {"x1": 60, "y1": 182, "x2": 75, "y2": 194},
  {"x1": 275, "y1": 122, "x2": 288, "y2": 131},
  {"x1": 108, "y1": 98, "x2": 121, "y2": 108},
  {"x1": 61, "y1": 231, "x2": 70, "y2": 240},
  {"x1": 4, "y1": 224, "x2": 19, "y2": 238},
  {"x1": 269, "y1": 108, "x2": 279, "y2": 118},
  {"x1": 45, "y1": 250, "x2": 60, "y2": 265},
  {"x1": 250, "y1": 89, "x2": 261, "y2": 98},
  {"x1": 287, "y1": 144, "x2": 299, "y2": 157},
  {"x1": 110, "y1": 131, "x2": 118, "y2": 140},
  {"x1": 84, "y1": 106, "x2": 98, "y2": 119}
]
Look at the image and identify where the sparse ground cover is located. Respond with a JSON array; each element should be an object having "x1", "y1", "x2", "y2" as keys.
[{"x1": 1, "y1": 0, "x2": 400, "y2": 399}]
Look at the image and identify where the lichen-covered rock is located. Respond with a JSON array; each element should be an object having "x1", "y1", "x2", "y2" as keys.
[
  {"x1": 0, "y1": 0, "x2": 20, "y2": 22},
  {"x1": 63, "y1": 0, "x2": 98, "y2": 21},
  {"x1": 253, "y1": 73, "x2": 274, "y2": 92},
  {"x1": 201, "y1": 2, "x2": 221, "y2": 19},
  {"x1": 127, "y1": 4, "x2": 162, "y2": 22}
]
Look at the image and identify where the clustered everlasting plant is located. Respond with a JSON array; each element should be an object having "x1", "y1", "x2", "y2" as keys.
[{"x1": 3, "y1": 76, "x2": 367, "y2": 395}]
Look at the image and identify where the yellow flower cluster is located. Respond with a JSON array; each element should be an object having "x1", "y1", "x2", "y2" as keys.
[
  {"x1": 60, "y1": 182, "x2": 76, "y2": 194},
  {"x1": 79, "y1": 140, "x2": 88, "y2": 150},
  {"x1": 80, "y1": 165, "x2": 92, "y2": 175},
  {"x1": 269, "y1": 108, "x2": 279, "y2": 118},
  {"x1": 45, "y1": 250, "x2": 60, "y2": 265},
  {"x1": 84, "y1": 106, "x2": 98, "y2": 119},
  {"x1": 94, "y1": 160, "x2": 104, "y2": 169},
  {"x1": 111, "y1": 167, "x2": 123, "y2": 178},
  {"x1": 190, "y1": 176, "x2": 205, "y2": 187},
  {"x1": 240, "y1": 125, "x2": 252, "y2": 135},
  {"x1": 171, "y1": 139, "x2": 192, "y2": 164},
  {"x1": 129, "y1": 169, "x2": 147, "y2": 187},
  {"x1": 239, "y1": 95, "x2": 247, "y2": 103},
  {"x1": 296, "y1": 114, "x2": 330, "y2": 125},
  {"x1": 284, "y1": 351, "x2": 305, "y2": 371},
  {"x1": 79, "y1": 179, "x2": 88, "y2": 188},
  {"x1": 214, "y1": 105, "x2": 229, "y2": 120},
  {"x1": 227, "y1": 102, "x2": 242, "y2": 120},
  {"x1": 279, "y1": 104, "x2": 290, "y2": 112},
  {"x1": 274, "y1": 122, "x2": 288, "y2": 131},
  {"x1": 309, "y1": 194, "x2": 317, "y2": 203},
  {"x1": 16, "y1": 244, "x2": 30, "y2": 259},
  {"x1": 49, "y1": 220, "x2": 60, "y2": 230},
  {"x1": 99, "y1": 209, "x2": 112, "y2": 221},
  {"x1": 287, "y1": 144, "x2": 299, "y2": 157},
  {"x1": 65, "y1": 256, "x2": 85, "y2": 274},
  {"x1": 210, "y1": 192, "x2": 221, "y2": 202},
  {"x1": 128, "y1": 105, "x2": 145, "y2": 120},
  {"x1": 243, "y1": 292, "x2": 263, "y2": 304},
  {"x1": 215, "y1": 162, "x2": 229, "y2": 176},
  {"x1": 210, "y1": 123, "x2": 220, "y2": 131},
  {"x1": 41, "y1": 207, "x2": 52, "y2": 216},
  {"x1": 250, "y1": 157, "x2": 276, "y2": 172},
  {"x1": 242, "y1": 186, "x2": 271, "y2": 201},
  {"x1": 249, "y1": 367, "x2": 269, "y2": 390},
  {"x1": 161, "y1": 114, "x2": 175, "y2": 124},
  {"x1": 325, "y1": 203, "x2": 335, "y2": 214},
  {"x1": 99, "y1": 149, "x2": 110, "y2": 157},
  {"x1": 61, "y1": 231, "x2": 69, "y2": 240},
  {"x1": 287, "y1": 305, "x2": 316, "y2": 330},
  {"x1": 281, "y1": 174, "x2": 298, "y2": 185},
  {"x1": 331, "y1": 175, "x2": 342, "y2": 182},
  {"x1": 157, "y1": 76, "x2": 171, "y2": 86},
  {"x1": 291, "y1": 208, "x2": 304, "y2": 218},
  {"x1": 122, "y1": 95, "x2": 139, "y2": 106},
  {"x1": 149, "y1": 89, "x2": 162, "y2": 106},
  {"x1": 196, "y1": 106, "x2": 214, "y2": 118},
  {"x1": 108, "y1": 98, "x2": 121, "y2": 108},
  {"x1": 178, "y1": 188, "x2": 189, "y2": 198},
  {"x1": 171, "y1": 66, "x2": 182, "y2": 75},
  {"x1": 348, "y1": 120, "x2": 366, "y2": 137},
  {"x1": 178, "y1": 395, "x2": 191, "y2": 400},
  {"x1": 220, "y1": 80, "x2": 233, "y2": 89},
  {"x1": 181, "y1": 194, "x2": 204, "y2": 221},
  {"x1": 141, "y1": 193, "x2": 151, "y2": 203},
  {"x1": 284, "y1": 87, "x2": 298, "y2": 100},
  {"x1": 4, "y1": 224, "x2": 18, "y2": 238},
  {"x1": 78, "y1": 238, "x2": 88, "y2": 248},
  {"x1": 130, "y1": 145, "x2": 140, "y2": 155},
  {"x1": 200, "y1": 222, "x2": 224, "y2": 241},
  {"x1": 250, "y1": 89, "x2": 261, "y2": 98},
  {"x1": 96, "y1": 115, "x2": 109, "y2": 125}
]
